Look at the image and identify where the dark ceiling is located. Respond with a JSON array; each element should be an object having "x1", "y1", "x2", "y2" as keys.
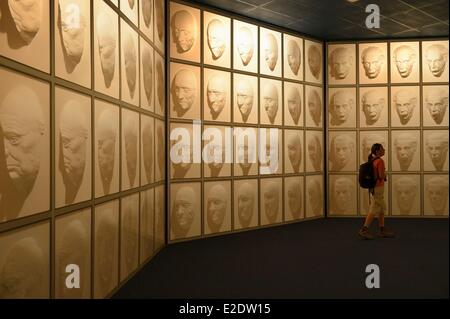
[{"x1": 190, "y1": 0, "x2": 449, "y2": 40}]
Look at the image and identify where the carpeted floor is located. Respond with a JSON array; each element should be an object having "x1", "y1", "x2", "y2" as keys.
[{"x1": 113, "y1": 218, "x2": 449, "y2": 299}]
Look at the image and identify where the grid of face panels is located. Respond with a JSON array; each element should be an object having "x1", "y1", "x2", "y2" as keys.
[
  {"x1": 0, "y1": 0, "x2": 166, "y2": 298},
  {"x1": 326, "y1": 40, "x2": 449, "y2": 217},
  {"x1": 168, "y1": 0, "x2": 325, "y2": 242}
]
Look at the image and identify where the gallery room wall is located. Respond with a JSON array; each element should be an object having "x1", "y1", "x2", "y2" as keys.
[{"x1": 0, "y1": 0, "x2": 167, "y2": 298}]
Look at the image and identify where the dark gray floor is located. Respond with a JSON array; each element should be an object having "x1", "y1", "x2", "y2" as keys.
[{"x1": 113, "y1": 218, "x2": 449, "y2": 299}]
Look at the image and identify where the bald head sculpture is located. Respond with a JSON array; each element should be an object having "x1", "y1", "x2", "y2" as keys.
[
  {"x1": 123, "y1": 32, "x2": 137, "y2": 98},
  {"x1": 308, "y1": 45, "x2": 321, "y2": 79},
  {"x1": 172, "y1": 186, "x2": 196, "y2": 238},
  {"x1": 393, "y1": 45, "x2": 415, "y2": 78},
  {"x1": 287, "y1": 39, "x2": 301, "y2": 75},
  {"x1": 394, "y1": 133, "x2": 418, "y2": 171},
  {"x1": 264, "y1": 33, "x2": 278, "y2": 71},
  {"x1": 236, "y1": 78, "x2": 254, "y2": 122},
  {"x1": 425, "y1": 44, "x2": 448, "y2": 78},
  {"x1": 329, "y1": 47, "x2": 352, "y2": 80},
  {"x1": 286, "y1": 86, "x2": 301, "y2": 125},
  {"x1": 425, "y1": 87, "x2": 448, "y2": 125},
  {"x1": 8, "y1": 0, "x2": 42, "y2": 44},
  {"x1": 124, "y1": 115, "x2": 138, "y2": 187},
  {"x1": 394, "y1": 177, "x2": 418, "y2": 214},
  {"x1": 425, "y1": 132, "x2": 448, "y2": 171},
  {"x1": 237, "y1": 26, "x2": 254, "y2": 66},
  {"x1": 393, "y1": 89, "x2": 417, "y2": 125},
  {"x1": 142, "y1": 46, "x2": 153, "y2": 106},
  {"x1": 97, "y1": 109, "x2": 116, "y2": 195},
  {"x1": 287, "y1": 133, "x2": 302, "y2": 173},
  {"x1": 237, "y1": 182, "x2": 254, "y2": 228},
  {"x1": 287, "y1": 179, "x2": 302, "y2": 219},
  {"x1": 142, "y1": 121, "x2": 153, "y2": 184},
  {"x1": 426, "y1": 177, "x2": 449, "y2": 215},
  {"x1": 207, "y1": 74, "x2": 227, "y2": 120},
  {"x1": 362, "y1": 90, "x2": 385, "y2": 125},
  {"x1": 262, "y1": 83, "x2": 278, "y2": 124},
  {"x1": 308, "y1": 89, "x2": 322, "y2": 126},
  {"x1": 330, "y1": 134, "x2": 354, "y2": 171},
  {"x1": 263, "y1": 181, "x2": 279, "y2": 223},
  {"x1": 361, "y1": 46, "x2": 384, "y2": 79},
  {"x1": 207, "y1": 19, "x2": 226, "y2": 60},
  {"x1": 172, "y1": 69, "x2": 197, "y2": 117},
  {"x1": 171, "y1": 10, "x2": 196, "y2": 53},
  {"x1": 329, "y1": 90, "x2": 354, "y2": 126},
  {"x1": 206, "y1": 184, "x2": 227, "y2": 233},
  {"x1": 96, "y1": 11, "x2": 117, "y2": 88}
]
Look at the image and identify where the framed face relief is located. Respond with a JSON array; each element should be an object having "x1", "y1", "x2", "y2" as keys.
[
  {"x1": 284, "y1": 34, "x2": 303, "y2": 81},
  {"x1": 170, "y1": 182, "x2": 201, "y2": 240},
  {"x1": 140, "y1": 0, "x2": 153, "y2": 41},
  {"x1": 204, "y1": 180, "x2": 231, "y2": 235},
  {"x1": 121, "y1": 109, "x2": 140, "y2": 190},
  {"x1": 170, "y1": 62, "x2": 200, "y2": 120},
  {"x1": 328, "y1": 87, "x2": 356, "y2": 128},
  {"x1": 0, "y1": 68, "x2": 50, "y2": 223},
  {"x1": 0, "y1": 0, "x2": 50, "y2": 73},
  {"x1": 423, "y1": 130, "x2": 449, "y2": 172},
  {"x1": 169, "y1": 2, "x2": 200, "y2": 63},
  {"x1": 359, "y1": 130, "x2": 389, "y2": 170},
  {"x1": 94, "y1": 200, "x2": 119, "y2": 299},
  {"x1": 391, "y1": 174, "x2": 421, "y2": 216},
  {"x1": 233, "y1": 179, "x2": 258, "y2": 230},
  {"x1": 120, "y1": 0, "x2": 138, "y2": 26},
  {"x1": 305, "y1": 131, "x2": 323, "y2": 172},
  {"x1": 305, "y1": 85, "x2": 323, "y2": 128},
  {"x1": 390, "y1": 41, "x2": 420, "y2": 83},
  {"x1": 391, "y1": 130, "x2": 421, "y2": 172},
  {"x1": 234, "y1": 126, "x2": 258, "y2": 177},
  {"x1": 140, "y1": 187, "x2": 154, "y2": 263},
  {"x1": 358, "y1": 42, "x2": 387, "y2": 84},
  {"x1": 94, "y1": 0, "x2": 119, "y2": 98},
  {"x1": 94, "y1": 99, "x2": 119, "y2": 198},
  {"x1": 424, "y1": 174, "x2": 449, "y2": 216},
  {"x1": 422, "y1": 40, "x2": 449, "y2": 83},
  {"x1": 233, "y1": 20, "x2": 258, "y2": 73},
  {"x1": 422, "y1": 85, "x2": 449, "y2": 127},
  {"x1": 329, "y1": 175, "x2": 357, "y2": 216},
  {"x1": 327, "y1": 43, "x2": 356, "y2": 85},
  {"x1": 390, "y1": 86, "x2": 420, "y2": 127},
  {"x1": 55, "y1": 208, "x2": 91, "y2": 299},
  {"x1": 359, "y1": 86, "x2": 388, "y2": 128},
  {"x1": 154, "y1": 119, "x2": 165, "y2": 182},
  {"x1": 140, "y1": 37, "x2": 154, "y2": 112},
  {"x1": 0, "y1": 221, "x2": 50, "y2": 299},
  {"x1": 121, "y1": 19, "x2": 139, "y2": 106},
  {"x1": 284, "y1": 176, "x2": 304, "y2": 221},
  {"x1": 204, "y1": 68, "x2": 231, "y2": 122},
  {"x1": 328, "y1": 131, "x2": 357, "y2": 172},
  {"x1": 259, "y1": 128, "x2": 282, "y2": 175},
  {"x1": 55, "y1": 87, "x2": 92, "y2": 208},
  {"x1": 284, "y1": 82, "x2": 303, "y2": 127},
  {"x1": 284, "y1": 129, "x2": 304, "y2": 174},
  {"x1": 305, "y1": 40, "x2": 323, "y2": 84},
  {"x1": 259, "y1": 27, "x2": 282, "y2": 77},
  {"x1": 154, "y1": 184, "x2": 165, "y2": 249},
  {"x1": 120, "y1": 193, "x2": 139, "y2": 281},
  {"x1": 305, "y1": 175, "x2": 323, "y2": 218},
  {"x1": 170, "y1": 122, "x2": 201, "y2": 179},
  {"x1": 203, "y1": 125, "x2": 231, "y2": 178},
  {"x1": 260, "y1": 177, "x2": 282, "y2": 226},
  {"x1": 360, "y1": 181, "x2": 389, "y2": 215},
  {"x1": 154, "y1": 0, "x2": 165, "y2": 54},
  {"x1": 233, "y1": 73, "x2": 258, "y2": 124},
  {"x1": 140, "y1": 114, "x2": 154, "y2": 185},
  {"x1": 154, "y1": 52, "x2": 165, "y2": 116},
  {"x1": 203, "y1": 11, "x2": 230, "y2": 68},
  {"x1": 260, "y1": 78, "x2": 282, "y2": 125}
]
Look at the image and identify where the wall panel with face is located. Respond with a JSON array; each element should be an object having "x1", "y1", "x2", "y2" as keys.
[
  {"x1": 390, "y1": 42, "x2": 420, "y2": 83},
  {"x1": 140, "y1": 0, "x2": 153, "y2": 41},
  {"x1": 233, "y1": 73, "x2": 258, "y2": 124},
  {"x1": 0, "y1": 0, "x2": 50, "y2": 72},
  {"x1": 359, "y1": 87, "x2": 388, "y2": 128},
  {"x1": 94, "y1": 100, "x2": 119, "y2": 198},
  {"x1": 121, "y1": 109, "x2": 139, "y2": 190},
  {"x1": 121, "y1": 19, "x2": 139, "y2": 106},
  {"x1": 424, "y1": 175, "x2": 449, "y2": 216},
  {"x1": 233, "y1": 20, "x2": 258, "y2": 73},
  {"x1": 359, "y1": 43, "x2": 387, "y2": 84},
  {"x1": 140, "y1": 188, "x2": 154, "y2": 263},
  {"x1": 423, "y1": 130, "x2": 449, "y2": 172},
  {"x1": 328, "y1": 88, "x2": 356, "y2": 128},
  {"x1": 284, "y1": 176, "x2": 303, "y2": 221},
  {"x1": 390, "y1": 86, "x2": 420, "y2": 127},
  {"x1": 259, "y1": 28, "x2": 281, "y2": 77},
  {"x1": 0, "y1": 221, "x2": 49, "y2": 299},
  {"x1": 305, "y1": 40, "x2": 323, "y2": 84},
  {"x1": 94, "y1": 200, "x2": 119, "y2": 299},
  {"x1": 305, "y1": 175, "x2": 323, "y2": 218},
  {"x1": 203, "y1": 12, "x2": 230, "y2": 68},
  {"x1": 141, "y1": 115, "x2": 154, "y2": 185},
  {"x1": 305, "y1": 85, "x2": 323, "y2": 128},
  {"x1": 328, "y1": 131, "x2": 356, "y2": 172},
  {"x1": 154, "y1": 119, "x2": 165, "y2": 182},
  {"x1": 259, "y1": 128, "x2": 282, "y2": 175},
  {"x1": 204, "y1": 181, "x2": 231, "y2": 235},
  {"x1": 423, "y1": 85, "x2": 449, "y2": 127},
  {"x1": 234, "y1": 179, "x2": 258, "y2": 230},
  {"x1": 203, "y1": 125, "x2": 231, "y2": 178},
  {"x1": 327, "y1": 44, "x2": 356, "y2": 85},
  {"x1": 359, "y1": 131, "x2": 389, "y2": 169},
  {"x1": 170, "y1": 182, "x2": 201, "y2": 240},
  {"x1": 0, "y1": 70, "x2": 50, "y2": 222},
  {"x1": 284, "y1": 34, "x2": 303, "y2": 81},
  {"x1": 170, "y1": 122, "x2": 200, "y2": 179},
  {"x1": 55, "y1": 208, "x2": 91, "y2": 299},
  {"x1": 260, "y1": 178, "x2": 282, "y2": 226},
  {"x1": 204, "y1": 68, "x2": 231, "y2": 122},
  {"x1": 422, "y1": 41, "x2": 449, "y2": 83},
  {"x1": 329, "y1": 175, "x2": 357, "y2": 216},
  {"x1": 169, "y1": 3, "x2": 200, "y2": 63},
  {"x1": 260, "y1": 78, "x2": 282, "y2": 125},
  {"x1": 154, "y1": 52, "x2": 165, "y2": 117},
  {"x1": 284, "y1": 82, "x2": 303, "y2": 127},
  {"x1": 391, "y1": 130, "x2": 420, "y2": 172},
  {"x1": 154, "y1": 0, "x2": 165, "y2": 54},
  {"x1": 284, "y1": 129, "x2": 303, "y2": 174},
  {"x1": 305, "y1": 131, "x2": 323, "y2": 172},
  {"x1": 391, "y1": 175, "x2": 420, "y2": 216},
  {"x1": 170, "y1": 62, "x2": 200, "y2": 120},
  {"x1": 140, "y1": 38, "x2": 154, "y2": 112},
  {"x1": 234, "y1": 127, "x2": 258, "y2": 177},
  {"x1": 55, "y1": 0, "x2": 91, "y2": 88},
  {"x1": 120, "y1": 193, "x2": 139, "y2": 281},
  {"x1": 55, "y1": 88, "x2": 91, "y2": 208}
]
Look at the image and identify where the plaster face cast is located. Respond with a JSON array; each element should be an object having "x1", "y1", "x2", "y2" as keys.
[
  {"x1": 308, "y1": 89, "x2": 322, "y2": 126},
  {"x1": 287, "y1": 39, "x2": 301, "y2": 75},
  {"x1": 287, "y1": 179, "x2": 302, "y2": 219},
  {"x1": 155, "y1": 0, "x2": 164, "y2": 42},
  {"x1": 287, "y1": 133, "x2": 301, "y2": 173},
  {"x1": 237, "y1": 182, "x2": 254, "y2": 228},
  {"x1": 394, "y1": 133, "x2": 418, "y2": 171},
  {"x1": 207, "y1": 75, "x2": 227, "y2": 120},
  {"x1": 236, "y1": 78, "x2": 254, "y2": 122},
  {"x1": 172, "y1": 137, "x2": 192, "y2": 178},
  {"x1": 142, "y1": 47, "x2": 153, "y2": 106},
  {"x1": 286, "y1": 86, "x2": 301, "y2": 125},
  {"x1": 172, "y1": 69, "x2": 196, "y2": 117},
  {"x1": 206, "y1": 184, "x2": 227, "y2": 232},
  {"x1": 394, "y1": 89, "x2": 417, "y2": 125},
  {"x1": 308, "y1": 135, "x2": 322, "y2": 171},
  {"x1": 237, "y1": 26, "x2": 254, "y2": 66},
  {"x1": 59, "y1": 100, "x2": 88, "y2": 204},
  {"x1": 330, "y1": 135, "x2": 354, "y2": 171},
  {"x1": 308, "y1": 179, "x2": 322, "y2": 216},
  {"x1": 333, "y1": 178, "x2": 353, "y2": 214},
  {"x1": 393, "y1": 45, "x2": 415, "y2": 78},
  {"x1": 394, "y1": 177, "x2": 417, "y2": 214},
  {"x1": 237, "y1": 139, "x2": 254, "y2": 175},
  {"x1": 171, "y1": 10, "x2": 196, "y2": 53},
  {"x1": 96, "y1": 211, "x2": 116, "y2": 295},
  {"x1": 308, "y1": 45, "x2": 321, "y2": 80},
  {"x1": 207, "y1": 19, "x2": 226, "y2": 60},
  {"x1": 123, "y1": 32, "x2": 137, "y2": 99},
  {"x1": 263, "y1": 83, "x2": 278, "y2": 124},
  {"x1": 97, "y1": 109, "x2": 116, "y2": 196},
  {"x1": 362, "y1": 90, "x2": 385, "y2": 125},
  {"x1": 426, "y1": 177, "x2": 449, "y2": 215},
  {"x1": 329, "y1": 47, "x2": 352, "y2": 80},
  {"x1": 156, "y1": 60, "x2": 164, "y2": 110},
  {"x1": 142, "y1": 121, "x2": 153, "y2": 183},
  {"x1": 264, "y1": 182, "x2": 279, "y2": 223},
  {"x1": 124, "y1": 116, "x2": 138, "y2": 187},
  {"x1": 8, "y1": 0, "x2": 42, "y2": 44},
  {"x1": 142, "y1": 0, "x2": 152, "y2": 27},
  {"x1": 425, "y1": 44, "x2": 448, "y2": 78},
  {"x1": 207, "y1": 143, "x2": 224, "y2": 177},
  {"x1": 425, "y1": 87, "x2": 448, "y2": 125},
  {"x1": 0, "y1": 237, "x2": 45, "y2": 298},
  {"x1": 329, "y1": 90, "x2": 354, "y2": 126},
  {"x1": 172, "y1": 186, "x2": 196, "y2": 237},
  {"x1": 361, "y1": 46, "x2": 384, "y2": 79},
  {"x1": 96, "y1": 11, "x2": 117, "y2": 88},
  {"x1": 425, "y1": 132, "x2": 448, "y2": 171},
  {"x1": 264, "y1": 33, "x2": 278, "y2": 71},
  {"x1": 0, "y1": 86, "x2": 45, "y2": 195}
]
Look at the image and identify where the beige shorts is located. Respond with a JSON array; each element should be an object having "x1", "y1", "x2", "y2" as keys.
[{"x1": 369, "y1": 186, "x2": 386, "y2": 215}]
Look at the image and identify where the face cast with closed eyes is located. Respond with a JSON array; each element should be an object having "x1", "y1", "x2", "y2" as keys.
[
  {"x1": 425, "y1": 88, "x2": 448, "y2": 125},
  {"x1": 426, "y1": 177, "x2": 448, "y2": 215},
  {"x1": 393, "y1": 45, "x2": 415, "y2": 78},
  {"x1": 425, "y1": 133, "x2": 448, "y2": 171},
  {"x1": 329, "y1": 90, "x2": 354, "y2": 126},
  {"x1": 333, "y1": 178, "x2": 352, "y2": 214},
  {"x1": 287, "y1": 39, "x2": 301, "y2": 75},
  {"x1": 237, "y1": 26, "x2": 254, "y2": 66},
  {"x1": 8, "y1": 0, "x2": 42, "y2": 44},
  {"x1": 329, "y1": 47, "x2": 352, "y2": 80},
  {"x1": 394, "y1": 134, "x2": 417, "y2": 171},
  {"x1": 330, "y1": 135, "x2": 354, "y2": 171},
  {"x1": 97, "y1": 109, "x2": 116, "y2": 195},
  {"x1": 362, "y1": 90, "x2": 385, "y2": 125},
  {"x1": 236, "y1": 79, "x2": 253, "y2": 122},
  {"x1": 206, "y1": 184, "x2": 227, "y2": 233},
  {"x1": 263, "y1": 83, "x2": 278, "y2": 124},
  {"x1": 286, "y1": 86, "x2": 301, "y2": 125},
  {"x1": 263, "y1": 182, "x2": 279, "y2": 223},
  {"x1": 394, "y1": 89, "x2": 417, "y2": 125},
  {"x1": 172, "y1": 69, "x2": 196, "y2": 117},
  {"x1": 264, "y1": 33, "x2": 278, "y2": 71},
  {"x1": 172, "y1": 186, "x2": 196, "y2": 237},
  {"x1": 308, "y1": 45, "x2": 321, "y2": 79},
  {"x1": 237, "y1": 182, "x2": 254, "y2": 228},
  {"x1": 171, "y1": 10, "x2": 196, "y2": 53},
  {"x1": 96, "y1": 11, "x2": 116, "y2": 88},
  {"x1": 361, "y1": 46, "x2": 384, "y2": 79},
  {"x1": 394, "y1": 177, "x2": 417, "y2": 214},
  {"x1": 207, "y1": 75, "x2": 227, "y2": 120},
  {"x1": 287, "y1": 179, "x2": 302, "y2": 219},
  {"x1": 207, "y1": 19, "x2": 226, "y2": 60},
  {"x1": 425, "y1": 44, "x2": 448, "y2": 78},
  {"x1": 287, "y1": 133, "x2": 301, "y2": 173}
]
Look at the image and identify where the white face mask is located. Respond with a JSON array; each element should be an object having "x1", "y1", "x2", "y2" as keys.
[{"x1": 8, "y1": 0, "x2": 42, "y2": 44}]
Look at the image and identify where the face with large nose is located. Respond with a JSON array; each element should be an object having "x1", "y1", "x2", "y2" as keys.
[
  {"x1": 332, "y1": 135, "x2": 353, "y2": 169},
  {"x1": 308, "y1": 45, "x2": 321, "y2": 79},
  {"x1": 286, "y1": 86, "x2": 301, "y2": 125},
  {"x1": 287, "y1": 39, "x2": 301, "y2": 75},
  {"x1": 172, "y1": 10, "x2": 196, "y2": 53},
  {"x1": 237, "y1": 26, "x2": 254, "y2": 66},
  {"x1": 173, "y1": 186, "x2": 196, "y2": 234},
  {"x1": 96, "y1": 11, "x2": 116, "y2": 88},
  {"x1": 425, "y1": 44, "x2": 448, "y2": 77},
  {"x1": 330, "y1": 91, "x2": 352, "y2": 125},
  {"x1": 394, "y1": 134, "x2": 416, "y2": 170},
  {"x1": 287, "y1": 133, "x2": 301, "y2": 172},
  {"x1": 263, "y1": 83, "x2": 278, "y2": 123},
  {"x1": 236, "y1": 79, "x2": 253, "y2": 121},
  {"x1": 394, "y1": 46, "x2": 415, "y2": 78},
  {"x1": 425, "y1": 88, "x2": 448, "y2": 125},
  {"x1": 207, "y1": 75, "x2": 227, "y2": 119},
  {"x1": 97, "y1": 110, "x2": 116, "y2": 194},
  {"x1": 426, "y1": 177, "x2": 448, "y2": 213},
  {"x1": 394, "y1": 90, "x2": 416, "y2": 124},
  {"x1": 207, "y1": 19, "x2": 226, "y2": 60},
  {"x1": 362, "y1": 47, "x2": 384, "y2": 79},
  {"x1": 264, "y1": 33, "x2": 278, "y2": 71},
  {"x1": 426, "y1": 133, "x2": 448, "y2": 171},
  {"x1": 206, "y1": 185, "x2": 227, "y2": 232},
  {"x1": 172, "y1": 69, "x2": 196, "y2": 116},
  {"x1": 362, "y1": 90, "x2": 384, "y2": 125},
  {"x1": 330, "y1": 47, "x2": 351, "y2": 79}
]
